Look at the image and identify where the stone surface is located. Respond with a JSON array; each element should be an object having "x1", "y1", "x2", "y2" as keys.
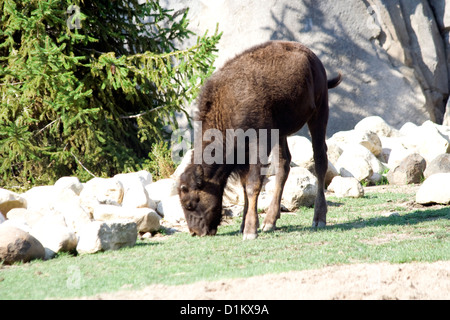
[
  {"x1": 387, "y1": 153, "x2": 426, "y2": 185},
  {"x1": 266, "y1": 167, "x2": 318, "y2": 211},
  {"x1": 328, "y1": 176, "x2": 364, "y2": 198},
  {"x1": 93, "y1": 205, "x2": 161, "y2": 233},
  {"x1": 30, "y1": 223, "x2": 77, "y2": 260},
  {"x1": 354, "y1": 116, "x2": 397, "y2": 138},
  {"x1": 79, "y1": 178, "x2": 124, "y2": 215},
  {"x1": 145, "y1": 178, "x2": 178, "y2": 203},
  {"x1": 162, "y1": 0, "x2": 443, "y2": 135},
  {"x1": 156, "y1": 195, "x2": 185, "y2": 223},
  {"x1": 54, "y1": 176, "x2": 84, "y2": 195},
  {"x1": 0, "y1": 225, "x2": 45, "y2": 264},
  {"x1": 416, "y1": 173, "x2": 450, "y2": 204},
  {"x1": 335, "y1": 144, "x2": 380, "y2": 181},
  {"x1": 400, "y1": 124, "x2": 449, "y2": 163},
  {"x1": 424, "y1": 153, "x2": 450, "y2": 178},
  {"x1": 0, "y1": 189, "x2": 27, "y2": 216},
  {"x1": 76, "y1": 220, "x2": 137, "y2": 255}
]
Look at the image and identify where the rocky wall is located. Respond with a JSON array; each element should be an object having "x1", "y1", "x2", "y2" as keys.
[{"x1": 162, "y1": 0, "x2": 450, "y2": 136}]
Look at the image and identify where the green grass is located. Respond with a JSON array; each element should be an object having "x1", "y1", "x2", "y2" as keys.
[{"x1": 1, "y1": 191, "x2": 449, "y2": 299}]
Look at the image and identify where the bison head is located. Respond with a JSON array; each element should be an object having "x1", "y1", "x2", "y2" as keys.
[{"x1": 178, "y1": 164, "x2": 222, "y2": 236}]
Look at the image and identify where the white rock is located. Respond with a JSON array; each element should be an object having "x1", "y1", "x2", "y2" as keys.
[
  {"x1": 328, "y1": 176, "x2": 364, "y2": 198},
  {"x1": 266, "y1": 167, "x2": 318, "y2": 211},
  {"x1": 24, "y1": 185, "x2": 83, "y2": 218},
  {"x1": 156, "y1": 195, "x2": 185, "y2": 223},
  {"x1": 171, "y1": 149, "x2": 194, "y2": 180},
  {"x1": 93, "y1": 205, "x2": 160, "y2": 233},
  {"x1": 223, "y1": 174, "x2": 245, "y2": 206},
  {"x1": 386, "y1": 143, "x2": 415, "y2": 169},
  {"x1": 423, "y1": 120, "x2": 450, "y2": 143},
  {"x1": 354, "y1": 116, "x2": 397, "y2": 138},
  {"x1": 353, "y1": 130, "x2": 383, "y2": 156},
  {"x1": 54, "y1": 176, "x2": 84, "y2": 195},
  {"x1": 401, "y1": 124, "x2": 450, "y2": 163},
  {"x1": 326, "y1": 140, "x2": 343, "y2": 165},
  {"x1": 23, "y1": 186, "x2": 57, "y2": 213},
  {"x1": 145, "y1": 178, "x2": 178, "y2": 203},
  {"x1": 0, "y1": 219, "x2": 32, "y2": 233},
  {"x1": 31, "y1": 222, "x2": 77, "y2": 260},
  {"x1": 399, "y1": 122, "x2": 418, "y2": 136},
  {"x1": 0, "y1": 188, "x2": 27, "y2": 216},
  {"x1": 329, "y1": 129, "x2": 382, "y2": 156},
  {"x1": 114, "y1": 173, "x2": 151, "y2": 209},
  {"x1": 52, "y1": 195, "x2": 92, "y2": 234},
  {"x1": 340, "y1": 144, "x2": 385, "y2": 180},
  {"x1": 286, "y1": 135, "x2": 338, "y2": 186},
  {"x1": 287, "y1": 135, "x2": 314, "y2": 168},
  {"x1": 416, "y1": 173, "x2": 450, "y2": 205},
  {"x1": 76, "y1": 220, "x2": 137, "y2": 254},
  {"x1": 79, "y1": 177, "x2": 124, "y2": 214}
]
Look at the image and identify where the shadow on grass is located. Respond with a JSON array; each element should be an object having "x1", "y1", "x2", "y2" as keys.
[
  {"x1": 329, "y1": 206, "x2": 450, "y2": 231},
  {"x1": 218, "y1": 205, "x2": 450, "y2": 237}
]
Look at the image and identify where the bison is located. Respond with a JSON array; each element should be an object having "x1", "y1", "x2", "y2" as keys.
[{"x1": 178, "y1": 41, "x2": 341, "y2": 240}]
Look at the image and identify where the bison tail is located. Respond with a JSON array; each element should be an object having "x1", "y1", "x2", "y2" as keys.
[{"x1": 327, "y1": 73, "x2": 342, "y2": 89}]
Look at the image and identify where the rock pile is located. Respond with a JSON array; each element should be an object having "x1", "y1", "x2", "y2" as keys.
[
  {"x1": 0, "y1": 171, "x2": 185, "y2": 264},
  {"x1": 2, "y1": 116, "x2": 450, "y2": 264}
]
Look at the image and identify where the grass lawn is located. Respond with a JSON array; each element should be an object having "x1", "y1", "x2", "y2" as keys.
[{"x1": 1, "y1": 189, "x2": 449, "y2": 299}]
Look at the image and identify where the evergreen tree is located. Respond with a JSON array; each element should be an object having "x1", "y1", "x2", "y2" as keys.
[{"x1": 0, "y1": 0, "x2": 221, "y2": 187}]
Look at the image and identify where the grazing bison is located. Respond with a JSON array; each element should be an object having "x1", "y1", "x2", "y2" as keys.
[{"x1": 178, "y1": 41, "x2": 341, "y2": 239}]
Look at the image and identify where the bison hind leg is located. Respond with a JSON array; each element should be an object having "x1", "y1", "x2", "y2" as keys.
[{"x1": 308, "y1": 105, "x2": 329, "y2": 228}]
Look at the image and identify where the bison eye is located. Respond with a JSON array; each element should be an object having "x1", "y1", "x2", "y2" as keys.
[{"x1": 180, "y1": 185, "x2": 188, "y2": 193}]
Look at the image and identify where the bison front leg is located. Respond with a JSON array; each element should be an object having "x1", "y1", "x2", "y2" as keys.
[
  {"x1": 242, "y1": 164, "x2": 264, "y2": 240},
  {"x1": 262, "y1": 137, "x2": 291, "y2": 232}
]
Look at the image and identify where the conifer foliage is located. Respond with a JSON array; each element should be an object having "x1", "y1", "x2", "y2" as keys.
[{"x1": 0, "y1": 0, "x2": 221, "y2": 187}]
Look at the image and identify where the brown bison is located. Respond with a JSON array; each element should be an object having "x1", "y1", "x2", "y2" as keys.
[{"x1": 178, "y1": 41, "x2": 341, "y2": 240}]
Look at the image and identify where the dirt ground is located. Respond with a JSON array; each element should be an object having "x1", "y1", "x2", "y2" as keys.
[
  {"x1": 89, "y1": 261, "x2": 450, "y2": 300},
  {"x1": 88, "y1": 184, "x2": 450, "y2": 300}
]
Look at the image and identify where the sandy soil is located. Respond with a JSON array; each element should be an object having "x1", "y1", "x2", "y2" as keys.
[
  {"x1": 89, "y1": 261, "x2": 450, "y2": 300},
  {"x1": 87, "y1": 184, "x2": 450, "y2": 300}
]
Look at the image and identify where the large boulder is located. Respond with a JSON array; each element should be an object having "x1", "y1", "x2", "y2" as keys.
[
  {"x1": 76, "y1": 220, "x2": 137, "y2": 255},
  {"x1": 30, "y1": 222, "x2": 77, "y2": 260},
  {"x1": 424, "y1": 153, "x2": 450, "y2": 178},
  {"x1": 93, "y1": 205, "x2": 161, "y2": 233},
  {"x1": 79, "y1": 178, "x2": 124, "y2": 215},
  {"x1": 335, "y1": 144, "x2": 384, "y2": 181},
  {"x1": 144, "y1": 178, "x2": 178, "y2": 203},
  {"x1": 156, "y1": 195, "x2": 185, "y2": 223},
  {"x1": 400, "y1": 123, "x2": 449, "y2": 163},
  {"x1": 265, "y1": 167, "x2": 318, "y2": 211},
  {"x1": 354, "y1": 116, "x2": 397, "y2": 138},
  {"x1": 328, "y1": 176, "x2": 364, "y2": 198},
  {"x1": 0, "y1": 189, "x2": 27, "y2": 216},
  {"x1": 0, "y1": 225, "x2": 45, "y2": 264},
  {"x1": 416, "y1": 173, "x2": 450, "y2": 205},
  {"x1": 54, "y1": 176, "x2": 84, "y2": 195},
  {"x1": 387, "y1": 153, "x2": 426, "y2": 185}
]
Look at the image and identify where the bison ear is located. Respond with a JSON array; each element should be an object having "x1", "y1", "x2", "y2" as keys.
[{"x1": 194, "y1": 164, "x2": 204, "y2": 188}]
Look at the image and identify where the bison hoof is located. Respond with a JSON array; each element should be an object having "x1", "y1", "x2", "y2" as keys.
[
  {"x1": 262, "y1": 223, "x2": 275, "y2": 232},
  {"x1": 312, "y1": 221, "x2": 326, "y2": 228},
  {"x1": 243, "y1": 233, "x2": 258, "y2": 240}
]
